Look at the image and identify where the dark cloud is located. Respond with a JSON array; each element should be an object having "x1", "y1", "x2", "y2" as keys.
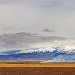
[
  {"x1": 0, "y1": 32, "x2": 66, "y2": 49},
  {"x1": 42, "y1": 28, "x2": 55, "y2": 32}
]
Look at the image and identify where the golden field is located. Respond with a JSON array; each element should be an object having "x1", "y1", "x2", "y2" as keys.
[{"x1": 0, "y1": 62, "x2": 75, "y2": 67}]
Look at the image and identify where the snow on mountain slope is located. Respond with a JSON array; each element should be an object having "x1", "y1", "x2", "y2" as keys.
[
  {"x1": 0, "y1": 41, "x2": 75, "y2": 55},
  {"x1": 21, "y1": 44, "x2": 75, "y2": 53},
  {"x1": 0, "y1": 43, "x2": 75, "y2": 62}
]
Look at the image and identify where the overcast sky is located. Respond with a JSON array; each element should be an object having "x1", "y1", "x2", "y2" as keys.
[
  {"x1": 0, "y1": 0, "x2": 75, "y2": 38},
  {"x1": 0, "y1": 0, "x2": 75, "y2": 51}
]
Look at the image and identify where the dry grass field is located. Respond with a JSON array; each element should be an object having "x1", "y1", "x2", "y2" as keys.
[
  {"x1": 1, "y1": 62, "x2": 75, "y2": 67},
  {"x1": 0, "y1": 63, "x2": 75, "y2": 75}
]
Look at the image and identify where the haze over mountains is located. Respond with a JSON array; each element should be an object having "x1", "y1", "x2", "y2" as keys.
[{"x1": 1, "y1": 46, "x2": 75, "y2": 62}]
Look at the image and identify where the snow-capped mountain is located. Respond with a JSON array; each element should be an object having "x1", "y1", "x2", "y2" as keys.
[
  {"x1": 0, "y1": 44, "x2": 75, "y2": 62},
  {"x1": 1, "y1": 44, "x2": 75, "y2": 55},
  {"x1": 21, "y1": 44, "x2": 75, "y2": 53}
]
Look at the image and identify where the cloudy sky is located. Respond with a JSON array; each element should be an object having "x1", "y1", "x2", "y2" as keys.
[
  {"x1": 0, "y1": 0, "x2": 75, "y2": 37},
  {"x1": 0, "y1": 0, "x2": 75, "y2": 51}
]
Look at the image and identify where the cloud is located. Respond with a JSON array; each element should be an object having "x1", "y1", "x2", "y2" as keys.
[
  {"x1": 42, "y1": 28, "x2": 54, "y2": 32},
  {"x1": 0, "y1": 32, "x2": 66, "y2": 50}
]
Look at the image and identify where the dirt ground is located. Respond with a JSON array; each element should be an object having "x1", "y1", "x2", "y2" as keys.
[{"x1": 1, "y1": 67, "x2": 75, "y2": 75}]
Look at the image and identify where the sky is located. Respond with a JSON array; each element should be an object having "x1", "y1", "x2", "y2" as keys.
[{"x1": 0, "y1": 0, "x2": 75, "y2": 51}]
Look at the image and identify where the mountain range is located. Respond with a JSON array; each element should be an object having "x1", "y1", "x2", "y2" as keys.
[{"x1": 0, "y1": 45, "x2": 75, "y2": 62}]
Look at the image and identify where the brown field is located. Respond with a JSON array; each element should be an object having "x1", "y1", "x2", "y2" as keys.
[{"x1": 1, "y1": 63, "x2": 75, "y2": 75}]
